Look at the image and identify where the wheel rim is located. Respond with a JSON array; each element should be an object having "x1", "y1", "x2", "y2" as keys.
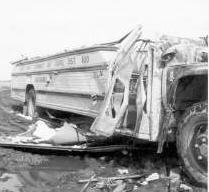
[{"x1": 190, "y1": 122, "x2": 208, "y2": 173}]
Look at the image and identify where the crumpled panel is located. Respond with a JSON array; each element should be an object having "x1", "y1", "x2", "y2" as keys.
[{"x1": 90, "y1": 26, "x2": 144, "y2": 136}]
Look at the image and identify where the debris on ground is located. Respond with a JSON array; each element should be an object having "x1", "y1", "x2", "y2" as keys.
[
  {"x1": 80, "y1": 174, "x2": 96, "y2": 192},
  {"x1": 0, "y1": 173, "x2": 23, "y2": 191},
  {"x1": 117, "y1": 168, "x2": 129, "y2": 175},
  {"x1": 29, "y1": 120, "x2": 56, "y2": 140},
  {"x1": 78, "y1": 173, "x2": 148, "y2": 184},
  {"x1": 16, "y1": 113, "x2": 32, "y2": 121},
  {"x1": 169, "y1": 168, "x2": 181, "y2": 191},
  {"x1": 169, "y1": 169, "x2": 181, "y2": 182},
  {"x1": 137, "y1": 172, "x2": 161, "y2": 186},
  {"x1": 179, "y1": 183, "x2": 193, "y2": 192},
  {"x1": 50, "y1": 122, "x2": 87, "y2": 145},
  {"x1": 79, "y1": 171, "x2": 199, "y2": 192},
  {"x1": 145, "y1": 172, "x2": 160, "y2": 182},
  {"x1": 112, "y1": 180, "x2": 126, "y2": 192},
  {"x1": 2, "y1": 119, "x2": 87, "y2": 146},
  {"x1": 79, "y1": 173, "x2": 152, "y2": 191}
]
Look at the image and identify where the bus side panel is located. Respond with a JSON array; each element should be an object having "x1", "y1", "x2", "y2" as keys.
[
  {"x1": 11, "y1": 74, "x2": 31, "y2": 102},
  {"x1": 35, "y1": 92, "x2": 103, "y2": 117},
  {"x1": 11, "y1": 50, "x2": 116, "y2": 116},
  {"x1": 33, "y1": 68, "x2": 108, "y2": 117}
]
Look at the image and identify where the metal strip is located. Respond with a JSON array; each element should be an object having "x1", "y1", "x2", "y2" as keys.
[
  {"x1": 12, "y1": 63, "x2": 108, "y2": 76},
  {"x1": 12, "y1": 46, "x2": 118, "y2": 65},
  {"x1": 12, "y1": 88, "x2": 105, "y2": 99}
]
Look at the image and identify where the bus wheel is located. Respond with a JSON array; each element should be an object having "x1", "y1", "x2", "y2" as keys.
[
  {"x1": 177, "y1": 102, "x2": 208, "y2": 187},
  {"x1": 26, "y1": 89, "x2": 36, "y2": 118}
]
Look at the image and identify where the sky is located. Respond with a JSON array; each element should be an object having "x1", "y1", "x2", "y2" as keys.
[{"x1": 0, "y1": 0, "x2": 208, "y2": 80}]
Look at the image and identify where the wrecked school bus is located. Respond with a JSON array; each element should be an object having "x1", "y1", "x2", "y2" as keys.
[{"x1": 10, "y1": 26, "x2": 208, "y2": 185}]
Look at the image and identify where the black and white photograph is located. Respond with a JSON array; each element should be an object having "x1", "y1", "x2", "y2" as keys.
[{"x1": 0, "y1": 0, "x2": 208, "y2": 191}]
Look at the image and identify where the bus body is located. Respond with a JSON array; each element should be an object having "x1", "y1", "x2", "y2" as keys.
[{"x1": 11, "y1": 27, "x2": 208, "y2": 185}]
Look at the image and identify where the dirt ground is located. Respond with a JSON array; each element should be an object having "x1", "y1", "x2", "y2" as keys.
[{"x1": 0, "y1": 87, "x2": 207, "y2": 192}]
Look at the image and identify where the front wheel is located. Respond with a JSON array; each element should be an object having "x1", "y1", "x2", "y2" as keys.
[{"x1": 177, "y1": 102, "x2": 208, "y2": 187}]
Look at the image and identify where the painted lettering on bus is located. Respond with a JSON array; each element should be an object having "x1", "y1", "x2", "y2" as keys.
[
  {"x1": 81, "y1": 55, "x2": 89, "y2": 64},
  {"x1": 68, "y1": 57, "x2": 76, "y2": 65}
]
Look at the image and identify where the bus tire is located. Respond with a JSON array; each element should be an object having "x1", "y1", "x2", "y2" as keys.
[
  {"x1": 26, "y1": 89, "x2": 36, "y2": 118},
  {"x1": 177, "y1": 102, "x2": 208, "y2": 187}
]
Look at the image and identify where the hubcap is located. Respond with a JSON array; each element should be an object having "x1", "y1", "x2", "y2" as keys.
[{"x1": 191, "y1": 123, "x2": 208, "y2": 172}]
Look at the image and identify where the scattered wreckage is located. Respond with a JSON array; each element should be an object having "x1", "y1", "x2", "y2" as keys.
[{"x1": 3, "y1": 25, "x2": 208, "y2": 186}]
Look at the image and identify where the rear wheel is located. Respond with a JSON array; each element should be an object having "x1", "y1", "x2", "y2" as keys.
[
  {"x1": 26, "y1": 89, "x2": 36, "y2": 118},
  {"x1": 177, "y1": 102, "x2": 208, "y2": 186}
]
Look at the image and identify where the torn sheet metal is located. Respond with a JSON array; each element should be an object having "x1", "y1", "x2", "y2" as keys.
[
  {"x1": 90, "y1": 25, "x2": 145, "y2": 137},
  {"x1": 7, "y1": 120, "x2": 87, "y2": 145},
  {"x1": 134, "y1": 60, "x2": 147, "y2": 134}
]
